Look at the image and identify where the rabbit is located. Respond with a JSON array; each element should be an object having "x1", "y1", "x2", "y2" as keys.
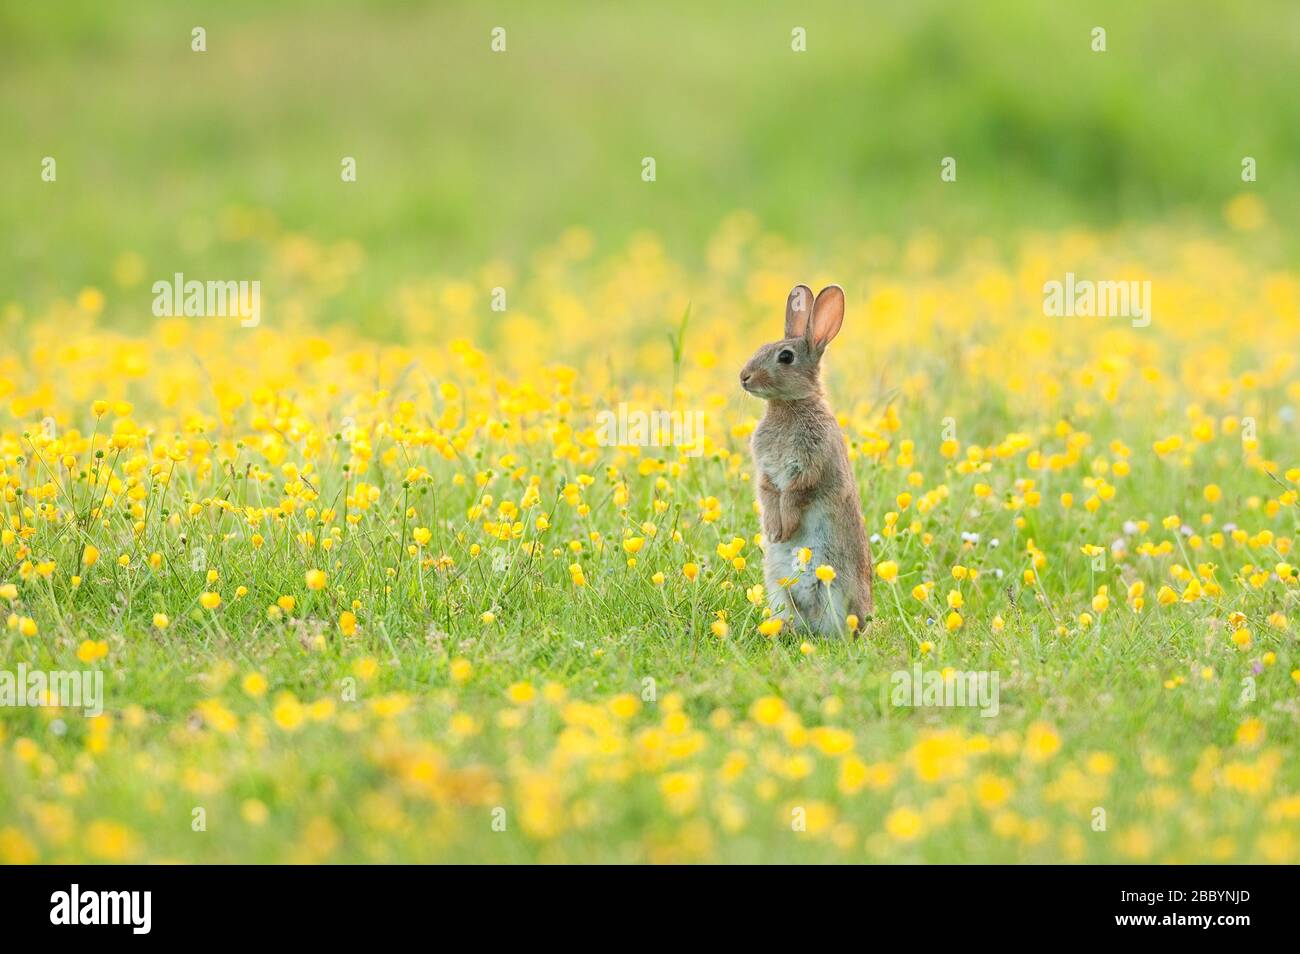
[{"x1": 741, "y1": 283, "x2": 873, "y2": 636}]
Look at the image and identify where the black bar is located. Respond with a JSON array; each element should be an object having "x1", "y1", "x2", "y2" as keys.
[{"x1": 0, "y1": 865, "x2": 1285, "y2": 941}]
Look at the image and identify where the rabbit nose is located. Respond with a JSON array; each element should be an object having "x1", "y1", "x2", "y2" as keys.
[{"x1": 740, "y1": 370, "x2": 752, "y2": 384}]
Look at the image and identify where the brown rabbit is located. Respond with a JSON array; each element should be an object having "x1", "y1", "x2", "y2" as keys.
[{"x1": 741, "y1": 284, "x2": 873, "y2": 636}]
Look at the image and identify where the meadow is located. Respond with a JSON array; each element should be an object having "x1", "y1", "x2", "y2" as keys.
[
  {"x1": 1, "y1": 1, "x2": 1298, "y2": 864},
  {"x1": 2, "y1": 211, "x2": 1297, "y2": 863}
]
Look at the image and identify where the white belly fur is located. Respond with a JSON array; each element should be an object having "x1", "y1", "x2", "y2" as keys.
[{"x1": 762, "y1": 500, "x2": 844, "y2": 634}]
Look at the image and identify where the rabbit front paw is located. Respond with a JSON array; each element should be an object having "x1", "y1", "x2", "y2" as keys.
[{"x1": 762, "y1": 508, "x2": 785, "y2": 543}]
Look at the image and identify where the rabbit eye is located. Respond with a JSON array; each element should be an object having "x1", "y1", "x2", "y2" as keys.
[{"x1": 777, "y1": 349, "x2": 795, "y2": 365}]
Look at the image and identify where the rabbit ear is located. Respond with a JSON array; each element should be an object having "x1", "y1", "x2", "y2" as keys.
[
  {"x1": 784, "y1": 284, "x2": 814, "y2": 339},
  {"x1": 810, "y1": 285, "x2": 845, "y2": 351}
]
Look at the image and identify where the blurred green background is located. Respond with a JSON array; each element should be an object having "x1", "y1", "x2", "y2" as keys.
[{"x1": 3, "y1": 0, "x2": 1296, "y2": 320}]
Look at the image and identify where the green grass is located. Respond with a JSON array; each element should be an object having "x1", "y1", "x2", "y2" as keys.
[{"x1": 4, "y1": 0, "x2": 1299, "y2": 311}]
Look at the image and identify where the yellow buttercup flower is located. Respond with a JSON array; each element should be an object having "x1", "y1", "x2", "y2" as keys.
[
  {"x1": 506, "y1": 681, "x2": 536, "y2": 704},
  {"x1": 749, "y1": 696, "x2": 785, "y2": 726},
  {"x1": 1024, "y1": 722, "x2": 1062, "y2": 763},
  {"x1": 884, "y1": 806, "x2": 925, "y2": 841},
  {"x1": 449, "y1": 658, "x2": 473, "y2": 683},
  {"x1": 77, "y1": 639, "x2": 109, "y2": 663}
]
